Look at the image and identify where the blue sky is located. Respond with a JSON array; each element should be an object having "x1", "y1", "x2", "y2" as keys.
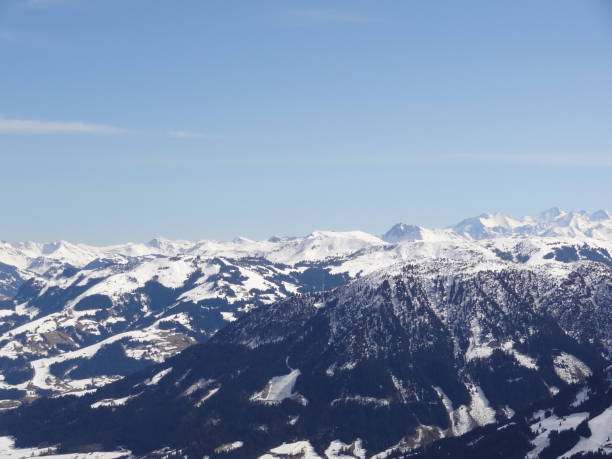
[{"x1": 1, "y1": 0, "x2": 611, "y2": 244}]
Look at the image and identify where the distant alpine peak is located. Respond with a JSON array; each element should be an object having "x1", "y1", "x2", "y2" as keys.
[
  {"x1": 590, "y1": 208, "x2": 611, "y2": 221},
  {"x1": 147, "y1": 236, "x2": 173, "y2": 248},
  {"x1": 382, "y1": 223, "x2": 422, "y2": 243},
  {"x1": 382, "y1": 208, "x2": 611, "y2": 242},
  {"x1": 537, "y1": 206, "x2": 563, "y2": 222},
  {"x1": 381, "y1": 223, "x2": 457, "y2": 243}
]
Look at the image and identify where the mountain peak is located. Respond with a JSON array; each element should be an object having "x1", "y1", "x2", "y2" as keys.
[
  {"x1": 381, "y1": 223, "x2": 423, "y2": 243},
  {"x1": 537, "y1": 206, "x2": 563, "y2": 222},
  {"x1": 590, "y1": 209, "x2": 610, "y2": 221},
  {"x1": 147, "y1": 236, "x2": 172, "y2": 248}
]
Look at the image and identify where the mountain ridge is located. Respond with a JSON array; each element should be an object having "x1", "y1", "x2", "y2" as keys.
[{"x1": 2, "y1": 208, "x2": 610, "y2": 273}]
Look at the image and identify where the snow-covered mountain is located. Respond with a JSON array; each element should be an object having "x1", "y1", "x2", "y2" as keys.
[
  {"x1": 381, "y1": 224, "x2": 458, "y2": 243},
  {"x1": 0, "y1": 207, "x2": 609, "y2": 275},
  {"x1": 0, "y1": 231, "x2": 387, "y2": 275},
  {"x1": 452, "y1": 208, "x2": 612, "y2": 241},
  {"x1": 0, "y1": 253, "x2": 609, "y2": 458},
  {"x1": 0, "y1": 210, "x2": 610, "y2": 408},
  {"x1": 1, "y1": 207, "x2": 609, "y2": 273},
  {"x1": 382, "y1": 208, "x2": 612, "y2": 243}
]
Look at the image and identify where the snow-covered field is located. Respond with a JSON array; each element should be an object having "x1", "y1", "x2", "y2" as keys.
[{"x1": 0, "y1": 437, "x2": 130, "y2": 459}]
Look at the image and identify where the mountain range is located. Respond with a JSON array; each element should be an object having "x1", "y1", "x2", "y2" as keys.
[{"x1": 0, "y1": 208, "x2": 609, "y2": 458}]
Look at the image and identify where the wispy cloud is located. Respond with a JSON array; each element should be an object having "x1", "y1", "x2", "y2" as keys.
[
  {"x1": 0, "y1": 117, "x2": 207, "y2": 139},
  {"x1": 287, "y1": 9, "x2": 373, "y2": 24},
  {"x1": 0, "y1": 118, "x2": 126, "y2": 135}
]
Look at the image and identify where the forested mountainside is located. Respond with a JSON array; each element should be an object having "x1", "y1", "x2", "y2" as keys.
[
  {"x1": 0, "y1": 254, "x2": 609, "y2": 458},
  {"x1": 406, "y1": 366, "x2": 611, "y2": 459}
]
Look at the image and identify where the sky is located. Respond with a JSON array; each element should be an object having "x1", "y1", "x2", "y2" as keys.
[{"x1": 1, "y1": 0, "x2": 611, "y2": 244}]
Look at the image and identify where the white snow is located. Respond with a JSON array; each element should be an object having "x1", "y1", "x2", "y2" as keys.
[
  {"x1": 570, "y1": 387, "x2": 590, "y2": 408},
  {"x1": 0, "y1": 436, "x2": 129, "y2": 458},
  {"x1": 214, "y1": 441, "x2": 244, "y2": 454},
  {"x1": 220, "y1": 311, "x2": 237, "y2": 322},
  {"x1": 510, "y1": 350, "x2": 538, "y2": 370},
  {"x1": 465, "y1": 321, "x2": 494, "y2": 361},
  {"x1": 433, "y1": 384, "x2": 496, "y2": 437},
  {"x1": 0, "y1": 309, "x2": 15, "y2": 319},
  {"x1": 288, "y1": 415, "x2": 299, "y2": 425},
  {"x1": 466, "y1": 383, "x2": 496, "y2": 427},
  {"x1": 251, "y1": 369, "x2": 301, "y2": 404},
  {"x1": 0, "y1": 436, "x2": 56, "y2": 458},
  {"x1": 466, "y1": 335, "x2": 538, "y2": 370},
  {"x1": 390, "y1": 374, "x2": 412, "y2": 403},
  {"x1": 90, "y1": 394, "x2": 136, "y2": 409},
  {"x1": 195, "y1": 387, "x2": 219, "y2": 407},
  {"x1": 433, "y1": 386, "x2": 474, "y2": 436},
  {"x1": 501, "y1": 405, "x2": 515, "y2": 419},
  {"x1": 465, "y1": 344, "x2": 494, "y2": 360},
  {"x1": 28, "y1": 330, "x2": 151, "y2": 390},
  {"x1": 527, "y1": 412, "x2": 589, "y2": 458},
  {"x1": 259, "y1": 441, "x2": 322, "y2": 459},
  {"x1": 547, "y1": 385, "x2": 560, "y2": 396},
  {"x1": 501, "y1": 341, "x2": 538, "y2": 370},
  {"x1": 182, "y1": 378, "x2": 214, "y2": 396},
  {"x1": 553, "y1": 352, "x2": 592, "y2": 384},
  {"x1": 324, "y1": 439, "x2": 366, "y2": 459},
  {"x1": 560, "y1": 407, "x2": 612, "y2": 458},
  {"x1": 66, "y1": 257, "x2": 194, "y2": 303},
  {"x1": 326, "y1": 361, "x2": 358, "y2": 376},
  {"x1": 144, "y1": 367, "x2": 172, "y2": 386}
]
